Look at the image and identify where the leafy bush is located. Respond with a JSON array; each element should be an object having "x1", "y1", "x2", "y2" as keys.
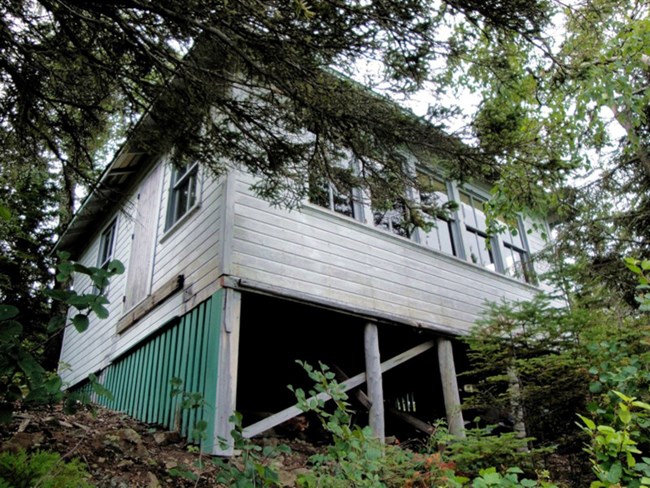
[
  {"x1": 0, "y1": 450, "x2": 93, "y2": 488},
  {"x1": 0, "y1": 252, "x2": 123, "y2": 421},
  {"x1": 579, "y1": 391, "x2": 650, "y2": 487},
  {"x1": 441, "y1": 423, "x2": 550, "y2": 476}
]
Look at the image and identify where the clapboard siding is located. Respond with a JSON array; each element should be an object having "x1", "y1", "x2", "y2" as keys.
[
  {"x1": 60, "y1": 205, "x2": 134, "y2": 386},
  {"x1": 151, "y1": 166, "x2": 224, "y2": 295},
  {"x1": 231, "y1": 171, "x2": 542, "y2": 334},
  {"x1": 60, "y1": 161, "x2": 225, "y2": 387}
]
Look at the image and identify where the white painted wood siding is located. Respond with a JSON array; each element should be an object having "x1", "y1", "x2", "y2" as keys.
[
  {"x1": 230, "y1": 171, "x2": 546, "y2": 335},
  {"x1": 59, "y1": 161, "x2": 225, "y2": 387}
]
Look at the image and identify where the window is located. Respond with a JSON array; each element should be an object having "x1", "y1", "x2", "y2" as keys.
[
  {"x1": 94, "y1": 218, "x2": 117, "y2": 293},
  {"x1": 309, "y1": 173, "x2": 356, "y2": 218},
  {"x1": 97, "y1": 219, "x2": 117, "y2": 270},
  {"x1": 459, "y1": 191, "x2": 496, "y2": 271},
  {"x1": 418, "y1": 176, "x2": 457, "y2": 256},
  {"x1": 308, "y1": 161, "x2": 362, "y2": 219},
  {"x1": 500, "y1": 221, "x2": 535, "y2": 284},
  {"x1": 166, "y1": 162, "x2": 199, "y2": 230},
  {"x1": 373, "y1": 200, "x2": 412, "y2": 238}
]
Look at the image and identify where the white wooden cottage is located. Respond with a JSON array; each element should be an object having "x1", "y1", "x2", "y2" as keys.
[{"x1": 57, "y1": 117, "x2": 549, "y2": 454}]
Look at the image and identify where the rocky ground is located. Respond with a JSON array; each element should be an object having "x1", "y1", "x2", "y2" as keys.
[{"x1": 0, "y1": 404, "x2": 322, "y2": 487}]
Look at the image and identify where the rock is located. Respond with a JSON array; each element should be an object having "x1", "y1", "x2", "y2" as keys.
[
  {"x1": 118, "y1": 428, "x2": 141, "y2": 444},
  {"x1": 153, "y1": 431, "x2": 181, "y2": 446},
  {"x1": 17, "y1": 418, "x2": 30, "y2": 432},
  {"x1": 4, "y1": 432, "x2": 44, "y2": 451},
  {"x1": 146, "y1": 472, "x2": 162, "y2": 488}
]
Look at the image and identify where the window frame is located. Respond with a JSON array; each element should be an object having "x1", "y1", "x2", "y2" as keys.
[
  {"x1": 97, "y1": 218, "x2": 118, "y2": 270},
  {"x1": 165, "y1": 162, "x2": 200, "y2": 232},
  {"x1": 307, "y1": 159, "x2": 365, "y2": 221},
  {"x1": 414, "y1": 173, "x2": 460, "y2": 257},
  {"x1": 94, "y1": 217, "x2": 118, "y2": 293}
]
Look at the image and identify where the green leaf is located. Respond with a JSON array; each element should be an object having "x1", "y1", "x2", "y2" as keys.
[
  {"x1": 607, "y1": 462, "x2": 622, "y2": 484},
  {"x1": 613, "y1": 391, "x2": 632, "y2": 403},
  {"x1": 578, "y1": 414, "x2": 596, "y2": 430},
  {"x1": 90, "y1": 377, "x2": 113, "y2": 401},
  {"x1": 589, "y1": 381, "x2": 603, "y2": 393},
  {"x1": 0, "y1": 320, "x2": 22, "y2": 342},
  {"x1": 619, "y1": 407, "x2": 632, "y2": 424},
  {"x1": 0, "y1": 305, "x2": 19, "y2": 321},
  {"x1": 90, "y1": 303, "x2": 109, "y2": 319},
  {"x1": 107, "y1": 259, "x2": 125, "y2": 274},
  {"x1": 632, "y1": 401, "x2": 650, "y2": 410},
  {"x1": 47, "y1": 316, "x2": 66, "y2": 333},
  {"x1": 0, "y1": 205, "x2": 10, "y2": 221},
  {"x1": 72, "y1": 314, "x2": 89, "y2": 332}
]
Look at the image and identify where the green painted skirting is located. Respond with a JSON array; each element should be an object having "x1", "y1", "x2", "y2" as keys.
[{"x1": 95, "y1": 290, "x2": 223, "y2": 451}]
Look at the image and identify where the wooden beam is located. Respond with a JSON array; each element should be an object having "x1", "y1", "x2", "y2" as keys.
[
  {"x1": 437, "y1": 338, "x2": 465, "y2": 438},
  {"x1": 364, "y1": 322, "x2": 385, "y2": 442},
  {"x1": 117, "y1": 274, "x2": 184, "y2": 334},
  {"x1": 212, "y1": 289, "x2": 242, "y2": 456},
  {"x1": 242, "y1": 340, "x2": 434, "y2": 439}
]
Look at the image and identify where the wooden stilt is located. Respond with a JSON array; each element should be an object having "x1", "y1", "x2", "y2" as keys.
[
  {"x1": 437, "y1": 338, "x2": 465, "y2": 438},
  {"x1": 364, "y1": 322, "x2": 385, "y2": 442},
  {"x1": 213, "y1": 289, "x2": 242, "y2": 456}
]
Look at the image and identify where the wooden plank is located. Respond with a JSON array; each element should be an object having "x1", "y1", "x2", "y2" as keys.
[
  {"x1": 437, "y1": 338, "x2": 465, "y2": 438},
  {"x1": 220, "y1": 173, "x2": 236, "y2": 276},
  {"x1": 148, "y1": 335, "x2": 161, "y2": 423},
  {"x1": 213, "y1": 289, "x2": 242, "y2": 456},
  {"x1": 364, "y1": 323, "x2": 385, "y2": 442},
  {"x1": 117, "y1": 274, "x2": 184, "y2": 334},
  {"x1": 242, "y1": 340, "x2": 434, "y2": 439},
  {"x1": 124, "y1": 163, "x2": 162, "y2": 310}
]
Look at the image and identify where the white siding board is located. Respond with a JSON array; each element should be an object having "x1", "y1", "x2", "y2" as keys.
[
  {"x1": 235, "y1": 190, "x2": 537, "y2": 295},
  {"x1": 60, "y1": 205, "x2": 134, "y2": 386},
  {"x1": 232, "y1": 235, "x2": 483, "y2": 323},
  {"x1": 151, "y1": 171, "x2": 224, "y2": 296},
  {"x1": 233, "y1": 217, "x2": 526, "y2": 306},
  {"x1": 231, "y1": 171, "x2": 541, "y2": 335}
]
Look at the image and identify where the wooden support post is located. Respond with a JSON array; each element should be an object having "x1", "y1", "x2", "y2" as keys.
[
  {"x1": 213, "y1": 289, "x2": 242, "y2": 456},
  {"x1": 437, "y1": 338, "x2": 465, "y2": 438},
  {"x1": 364, "y1": 322, "x2": 385, "y2": 442}
]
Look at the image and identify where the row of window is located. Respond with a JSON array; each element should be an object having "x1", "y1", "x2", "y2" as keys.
[
  {"x1": 96, "y1": 162, "x2": 535, "y2": 295},
  {"x1": 309, "y1": 170, "x2": 536, "y2": 284}
]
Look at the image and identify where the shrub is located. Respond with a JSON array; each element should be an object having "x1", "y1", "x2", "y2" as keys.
[{"x1": 0, "y1": 450, "x2": 93, "y2": 488}]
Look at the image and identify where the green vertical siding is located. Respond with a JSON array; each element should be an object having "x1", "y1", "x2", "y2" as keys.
[{"x1": 94, "y1": 290, "x2": 223, "y2": 451}]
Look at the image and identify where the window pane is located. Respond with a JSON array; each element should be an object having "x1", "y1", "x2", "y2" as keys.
[
  {"x1": 332, "y1": 187, "x2": 354, "y2": 217},
  {"x1": 464, "y1": 227, "x2": 494, "y2": 270},
  {"x1": 167, "y1": 163, "x2": 199, "y2": 229},
  {"x1": 374, "y1": 203, "x2": 411, "y2": 238}
]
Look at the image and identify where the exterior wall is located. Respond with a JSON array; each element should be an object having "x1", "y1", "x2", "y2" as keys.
[
  {"x1": 229, "y1": 171, "x2": 546, "y2": 335},
  {"x1": 60, "y1": 160, "x2": 225, "y2": 387},
  {"x1": 94, "y1": 291, "x2": 223, "y2": 452}
]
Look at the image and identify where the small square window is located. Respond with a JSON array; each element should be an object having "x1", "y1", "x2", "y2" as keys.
[{"x1": 166, "y1": 163, "x2": 199, "y2": 230}]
